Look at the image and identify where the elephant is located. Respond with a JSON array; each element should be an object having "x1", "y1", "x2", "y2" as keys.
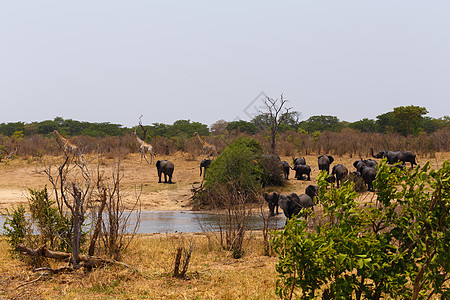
[
  {"x1": 353, "y1": 159, "x2": 365, "y2": 173},
  {"x1": 279, "y1": 161, "x2": 291, "y2": 180},
  {"x1": 292, "y1": 164, "x2": 311, "y2": 180},
  {"x1": 318, "y1": 155, "x2": 334, "y2": 174},
  {"x1": 263, "y1": 192, "x2": 279, "y2": 216},
  {"x1": 279, "y1": 185, "x2": 319, "y2": 222},
  {"x1": 199, "y1": 159, "x2": 212, "y2": 176},
  {"x1": 293, "y1": 157, "x2": 306, "y2": 166},
  {"x1": 156, "y1": 160, "x2": 174, "y2": 183},
  {"x1": 331, "y1": 164, "x2": 348, "y2": 187},
  {"x1": 353, "y1": 158, "x2": 377, "y2": 174},
  {"x1": 360, "y1": 165, "x2": 377, "y2": 192},
  {"x1": 371, "y1": 148, "x2": 417, "y2": 167},
  {"x1": 397, "y1": 151, "x2": 417, "y2": 167},
  {"x1": 326, "y1": 174, "x2": 336, "y2": 184}
]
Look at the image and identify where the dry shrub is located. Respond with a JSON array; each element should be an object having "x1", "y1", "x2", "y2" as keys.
[
  {"x1": 151, "y1": 136, "x2": 177, "y2": 155},
  {"x1": 183, "y1": 137, "x2": 201, "y2": 160}
]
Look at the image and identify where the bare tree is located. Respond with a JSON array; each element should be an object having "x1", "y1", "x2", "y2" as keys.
[
  {"x1": 138, "y1": 115, "x2": 148, "y2": 141},
  {"x1": 260, "y1": 94, "x2": 292, "y2": 154}
]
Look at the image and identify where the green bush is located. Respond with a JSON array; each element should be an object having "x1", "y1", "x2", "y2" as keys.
[
  {"x1": 273, "y1": 161, "x2": 450, "y2": 299},
  {"x1": 2, "y1": 187, "x2": 73, "y2": 258},
  {"x1": 195, "y1": 137, "x2": 282, "y2": 207},
  {"x1": 204, "y1": 138, "x2": 264, "y2": 193},
  {"x1": 2, "y1": 204, "x2": 28, "y2": 254},
  {"x1": 28, "y1": 186, "x2": 72, "y2": 252}
]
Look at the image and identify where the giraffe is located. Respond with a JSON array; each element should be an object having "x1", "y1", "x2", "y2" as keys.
[
  {"x1": 131, "y1": 130, "x2": 155, "y2": 164},
  {"x1": 193, "y1": 132, "x2": 217, "y2": 159},
  {"x1": 53, "y1": 130, "x2": 81, "y2": 157}
]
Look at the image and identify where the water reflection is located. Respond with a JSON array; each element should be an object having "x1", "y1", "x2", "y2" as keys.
[{"x1": 0, "y1": 211, "x2": 286, "y2": 234}]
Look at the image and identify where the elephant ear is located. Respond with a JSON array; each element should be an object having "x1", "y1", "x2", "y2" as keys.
[
  {"x1": 278, "y1": 195, "x2": 291, "y2": 218},
  {"x1": 263, "y1": 193, "x2": 269, "y2": 202},
  {"x1": 272, "y1": 192, "x2": 279, "y2": 200},
  {"x1": 288, "y1": 193, "x2": 300, "y2": 203},
  {"x1": 310, "y1": 185, "x2": 319, "y2": 197},
  {"x1": 328, "y1": 156, "x2": 334, "y2": 164}
]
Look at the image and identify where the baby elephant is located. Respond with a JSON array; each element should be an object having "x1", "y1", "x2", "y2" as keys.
[
  {"x1": 263, "y1": 192, "x2": 280, "y2": 216},
  {"x1": 156, "y1": 160, "x2": 174, "y2": 183},
  {"x1": 292, "y1": 164, "x2": 311, "y2": 180},
  {"x1": 279, "y1": 161, "x2": 291, "y2": 180},
  {"x1": 331, "y1": 164, "x2": 349, "y2": 187}
]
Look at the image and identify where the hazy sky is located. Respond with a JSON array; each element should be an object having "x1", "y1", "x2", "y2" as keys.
[{"x1": 1, "y1": 1, "x2": 449, "y2": 128}]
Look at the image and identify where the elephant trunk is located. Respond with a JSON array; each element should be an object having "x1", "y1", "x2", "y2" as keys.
[{"x1": 370, "y1": 148, "x2": 376, "y2": 158}]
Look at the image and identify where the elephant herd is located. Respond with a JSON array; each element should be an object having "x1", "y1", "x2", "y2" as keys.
[
  {"x1": 265, "y1": 148, "x2": 417, "y2": 222},
  {"x1": 155, "y1": 147, "x2": 417, "y2": 223}
]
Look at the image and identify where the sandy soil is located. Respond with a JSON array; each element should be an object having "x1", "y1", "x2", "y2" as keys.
[{"x1": 0, "y1": 152, "x2": 448, "y2": 212}]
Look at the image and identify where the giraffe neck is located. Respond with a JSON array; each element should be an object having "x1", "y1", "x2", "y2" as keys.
[
  {"x1": 55, "y1": 130, "x2": 68, "y2": 142},
  {"x1": 136, "y1": 135, "x2": 144, "y2": 146},
  {"x1": 132, "y1": 131, "x2": 145, "y2": 146},
  {"x1": 196, "y1": 133, "x2": 206, "y2": 146}
]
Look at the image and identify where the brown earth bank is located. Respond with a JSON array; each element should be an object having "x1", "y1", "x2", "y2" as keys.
[{"x1": 0, "y1": 152, "x2": 449, "y2": 212}]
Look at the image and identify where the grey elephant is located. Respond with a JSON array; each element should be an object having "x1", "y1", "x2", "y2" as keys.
[
  {"x1": 360, "y1": 165, "x2": 377, "y2": 192},
  {"x1": 293, "y1": 157, "x2": 306, "y2": 166},
  {"x1": 353, "y1": 158, "x2": 377, "y2": 174},
  {"x1": 331, "y1": 164, "x2": 348, "y2": 187},
  {"x1": 292, "y1": 164, "x2": 311, "y2": 180},
  {"x1": 318, "y1": 155, "x2": 334, "y2": 174},
  {"x1": 263, "y1": 192, "x2": 279, "y2": 216},
  {"x1": 199, "y1": 159, "x2": 212, "y2": 176},
  {"x1": 279, "y1": 161, "x2": 291, "y2": 180},
  {"x1": 371, "y1": 148, "x2": 417, "y2": 167},
  {"x1": 279, "y1": 185, "x2": 319, "y2": 222},
  {"x1": 156, "y1": 160, "x2": 174, "y2": 183}
]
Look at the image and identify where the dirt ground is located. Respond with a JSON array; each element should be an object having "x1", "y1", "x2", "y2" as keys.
[{"x1": 0, "y1": 152, "x2": 448, "y2": 212}]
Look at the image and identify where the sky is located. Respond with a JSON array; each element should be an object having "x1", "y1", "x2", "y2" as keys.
[{"x1": 1, "y1": 1, "x2": 449, "y2": 128}]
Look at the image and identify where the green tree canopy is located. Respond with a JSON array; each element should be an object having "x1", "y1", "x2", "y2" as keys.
[
  {"x1": 392, "y1": 105, "x2": 428, "y2": 136},
  {"x1": 226, "y1": 120, "x2": 258, "y2": 135},
  {"x1": 349, "y1": 118, "x2": 378, "y2": 132},
  {"x1": 299, "y1": 115, "x2": 343, "y2": 133}
]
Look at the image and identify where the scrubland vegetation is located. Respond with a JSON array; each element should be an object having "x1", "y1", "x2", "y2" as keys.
[{"x1": 1, "y1": 103, "x2": 449, "y2": 299}]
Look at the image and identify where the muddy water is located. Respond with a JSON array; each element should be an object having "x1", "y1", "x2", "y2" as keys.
[{"x1": 0, "y1": 211, "x2": 286, "y2": 234}]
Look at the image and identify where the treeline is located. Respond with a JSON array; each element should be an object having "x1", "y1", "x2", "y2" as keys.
[
  {"x1": 223, "y1": 105, "x2": 449, "y2": 136},
  {"x1": 1, "y1": 105, "x2": 448, "y2": 139},
  {"x1": 0, "y1": 105, "x2": 449, "y2": 160}
]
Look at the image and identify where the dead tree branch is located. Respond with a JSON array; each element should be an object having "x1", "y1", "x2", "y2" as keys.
[
  {"x1": 15, "y1": 244, "x2": 132, "y2": 270},
  {"x1": 260, "y1": 94, "x2": 292, "y2": 154}
]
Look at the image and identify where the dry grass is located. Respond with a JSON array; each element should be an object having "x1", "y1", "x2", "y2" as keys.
[{"x1": 0, "y1": 232, "x2": 278, "y2": 299}]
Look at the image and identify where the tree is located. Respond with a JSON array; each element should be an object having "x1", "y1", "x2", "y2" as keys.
[
  {"x1": 375, "y1": 111, "x2": 396, "y2": 134},
  {"x1": 260, "y1": 94, "x2": 291, "y2": 154},
  {"x1": 226, "y1": 120, "x2": 258, "y2": 135},
  {"x1": 299, "y1": 115, "x2": 343, "y2": 133},
  {"x1": 392, "y1": 105, "x2": 428, "y2": 136},
  {"x1": 349, "y1": 118, "x2": 378, "y2": 132},
  {"x1": 210, "y1": 119, "x2": 228, "y2": 135}
]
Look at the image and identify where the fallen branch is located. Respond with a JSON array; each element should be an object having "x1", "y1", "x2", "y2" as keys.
[
  {"x1": 15, "y1": 244, "x2": 132, "y2": 269},
  {"x1": 17, "y1": 274, "x2": 44, "y2": 289}
]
